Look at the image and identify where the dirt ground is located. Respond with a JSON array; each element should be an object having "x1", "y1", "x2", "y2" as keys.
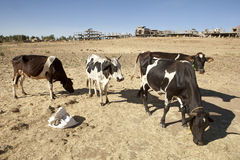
[{"x1": 0, "y1": 37, "x2": 240, "y2": 160}]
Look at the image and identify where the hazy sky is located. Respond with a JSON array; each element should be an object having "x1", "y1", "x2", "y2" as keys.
[{"x1": 0, "y1": 0, "x2": 239, "y2": 37}]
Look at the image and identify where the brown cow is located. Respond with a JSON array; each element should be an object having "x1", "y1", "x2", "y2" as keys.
[
  {"x1": 12, "y1": 55, "x2": 74, "y2": 99},
  {"x1": 131, "y1": 51, "x2": 214, "y2": 79}
]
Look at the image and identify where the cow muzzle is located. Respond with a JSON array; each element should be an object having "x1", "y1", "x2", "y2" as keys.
[
  {"x1": 194, "y1": 139, "x2": 205, "y2": 146},
  {"x1": 199, "y1": 69, "x2": 205, "y2": 74}
]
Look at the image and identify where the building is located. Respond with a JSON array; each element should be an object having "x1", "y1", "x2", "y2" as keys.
[{"x1": 232, "y1": 25, "x2": 240, "y2": 33}]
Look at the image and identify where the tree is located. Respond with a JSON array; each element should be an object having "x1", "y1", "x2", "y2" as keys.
[{"x1": 42, "y1": 34, "x2": 55, "y2": 41}]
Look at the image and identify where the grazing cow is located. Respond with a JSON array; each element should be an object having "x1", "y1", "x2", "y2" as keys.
[
  {"x1": 86, "y1": 54, "x2": 124, "y2": 106},
  {"x1": 12, "y1": 55, "x2": 74, "y2": 99},
  {"x1": 138, "y1": 57, "x2": 213, "y2": 145},
  {"x1": 131, "y1": 51, "x2": 214, "y2": 79}
]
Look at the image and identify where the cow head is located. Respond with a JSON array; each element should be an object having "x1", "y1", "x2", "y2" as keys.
[
  {"x1": 190, "y1": 52, "x2": 214, "y2": 74},
  {"x1": 188, "y1": 110, "x2": 214, "y2": 145},
  {"x1": 105, "y1": 56, "x2": 124, "y2": 82},
  {"x1": 62, "y1": 78, "x2": 74, "y2": 93}
]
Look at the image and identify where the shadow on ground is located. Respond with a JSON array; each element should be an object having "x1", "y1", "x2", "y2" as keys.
[
  {"x1": 69, "y1": 116, "x2": 86, "y2": 128},
  {"x1": 118, "y1": 87, "x2": 239, "y2": 144},
  {"x1": 200, "y1": 88, "x2": 239, "y2": 102}
]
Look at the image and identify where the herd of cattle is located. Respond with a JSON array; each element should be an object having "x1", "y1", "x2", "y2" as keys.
[{"x1": 11, "y1": 51, "x2": 214, "y2": 145}]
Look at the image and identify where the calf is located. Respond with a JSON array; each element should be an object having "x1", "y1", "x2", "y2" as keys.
[
  {"x1": 86, "y1": 54, "x2": 124, "y2": 106},
  {"x1": 138, "y1": 57, "x2": 213, "y2": 145},
  {"x1": 131, "y1": 51, "x2": 214, "y2": 79},
  {"x1": 12, "y1": 55, "x2": 74, "y2": 99}
]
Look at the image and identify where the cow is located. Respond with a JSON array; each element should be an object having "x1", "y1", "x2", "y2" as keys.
[
  {"x1": 86, "y1": 54, "x2": 124, "y2": 106},
  {"x1": 12, "y1": 55, "x2": 74, "y2": 99},
  {"x1": 131, "y1": 51, "x2": 214, "y2": 79},
  {"x1": 138, "y1": 57, "x2": 214, "y2": 145}
]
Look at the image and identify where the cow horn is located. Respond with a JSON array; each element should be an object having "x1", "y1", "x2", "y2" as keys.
[
  {"x1": 206, "y1": 57, "x2": 214, "y2": 63},
  {"x1": 189, "y1": 112, "x2": 198, "y2": 116},
  {"x1": 208, "y1": 112, "x2": 221, "y2": 116},
  {"x1": 105, "y1": 56, "x2": 111, "y2": 61},
  {"x1": 117, "y1": 55, "x2": 122, "y2": 60}
]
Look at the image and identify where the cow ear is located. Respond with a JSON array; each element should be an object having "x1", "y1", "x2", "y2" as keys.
[{"x1": 206, "y1": 57, "x2": 214, "y2": 63}]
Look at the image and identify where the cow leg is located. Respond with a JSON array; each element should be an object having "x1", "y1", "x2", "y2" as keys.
[
  {"x1": 48, "y1": 81, "x2": 55, "y2": 99},
  {"x1": 177, "y1": 97, "x2": 182, "y2": 112},
  {"x1": 104, "y1": 83, "x2": 110, "y2": 105},
  {"x1": 12, "y1": 74, "x2": 21, "y2": 99},
  {"x1": 176, "y1": 97, "x2": 188, "y2": 127},
  {"x1": 140, "y1": 85, "x2": 150, "y2": 115},
  {"x1": 46, "y1": 72, "x2": 55, "y2": 99},
  {"x1": 19, "y1": 75, "x2": 27, "y2": 95},
  {"x1": 181, "y1": 106, "x2": 188, "y2": 127},
  {"x1": 87, "y1": 78, "x2": 93, "y2": 97},
  {"x1": 93, "y1": 80, "x2": 98, "y2": 96},
  {"x1": 97, "y1": 81, "x2": 104, "y2": 106},
  {"x1": 160, "y1": 94, "x2": 171, "y2": 128}
]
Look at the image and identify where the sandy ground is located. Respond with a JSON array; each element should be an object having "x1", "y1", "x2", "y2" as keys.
[{"x1": 0, "y1": 37, "x2": 240, "y2": 160}]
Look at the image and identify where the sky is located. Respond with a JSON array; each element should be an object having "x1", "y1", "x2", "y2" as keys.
[{"x1": 0, "y1": 0, "x2": 239, "y2": 37}]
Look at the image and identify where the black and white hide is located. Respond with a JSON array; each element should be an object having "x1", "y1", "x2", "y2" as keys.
[{"x1": 86, "y1": 54, "x2": 124, "y2": 106}]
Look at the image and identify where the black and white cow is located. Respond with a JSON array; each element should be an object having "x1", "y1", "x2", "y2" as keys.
[
  {"x1": 138, "y1": 57, "x2": 213, "y2": 145},
  {"x1": 12, "y1": 55, "x2": 74, "y2": 99},
  {"x1": 86, "y1": 54, "x2": 124, "y2": 106},
  {"x1": 131, "y1": 51, "x2": 214, "y2": 79}
]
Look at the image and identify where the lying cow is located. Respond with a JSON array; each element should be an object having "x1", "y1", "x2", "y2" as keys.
[
  {"x1": 138, "y1": 57, "x2": 213, "y2": 145},
  {"x1": 131, "y1": 51, "x2": 214, "y2": 79},
  {"x1": 12, "y1": 55, "x2": 74, "y2": 99},
  {"x1": 86, "y1": 54, "x2": 124, "y2": 106}
]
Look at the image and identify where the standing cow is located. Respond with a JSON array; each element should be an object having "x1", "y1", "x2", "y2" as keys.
[
  {"x1": 138, "y1": 57, "x2": 213, "y2": 145},
  {"x1": 12, "y1": 55, "x2": 74, "y2": 99},
  {"x1": 131, "y1": 51, "x2": 214, "y2": 79},
  {"x1": 86, "y1": 54, "x2": 124, "y2": 106}
]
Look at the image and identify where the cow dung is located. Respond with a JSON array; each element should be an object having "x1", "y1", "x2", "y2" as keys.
[
  {"x1": 11, "y1": 108, "x2": 20, "y2": 113},
  {"x1": 10, "y1": 123, "x2": 29, "y2": 131},
  {"x1": 0, "y1": 109, "x2": 5, "y2": 114},
  {"x1": 0, "y1": 145, "x2": 13, "y2": 155},
  {"x1": 48, "y1": 106, "x2": 56, "y2": 114}
]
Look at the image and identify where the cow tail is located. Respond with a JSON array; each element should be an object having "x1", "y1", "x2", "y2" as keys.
[{"x1": 130, "y1": 53, "x2": 141, "y2": 80}]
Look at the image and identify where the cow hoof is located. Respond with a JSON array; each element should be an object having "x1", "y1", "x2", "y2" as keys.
[
  {"x1": 88, "y1": 94, "x2": 93, "y2": 97},
  {"x1": 14, "y1": 96, "x2": 18, "y2": 99},
  {"x1": 182, "y1": 123, "x2": 188, "y2": 127},
  {"x1": 160, "y1": 122, "x2": 166, "y2": 128},
  {"x1": 100, "y1": 103, "x2": 104, "y2": 106},
  {"x1": 105, "y1": 100, "x2": 110, "y2": 105},
  {"x1": 147, "y1": 112, "x2": 152, "y2": 116},
  {"x1": 22, "y1": 92, "x2": 27, "y2": 95}
]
